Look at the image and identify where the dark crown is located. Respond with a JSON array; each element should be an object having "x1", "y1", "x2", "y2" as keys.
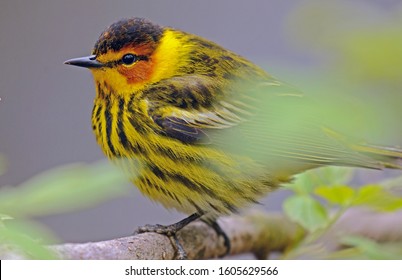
[{"x1": 93, "y1": 18, "x2": 164, "y2": 55}]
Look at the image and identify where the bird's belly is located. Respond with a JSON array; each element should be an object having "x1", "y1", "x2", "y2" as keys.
[{"x1": 92, "y1": 104, "x2": 281, "y2": 215}]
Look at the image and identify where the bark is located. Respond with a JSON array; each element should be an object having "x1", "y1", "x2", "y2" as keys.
[
  {"x1": 2, "y1": 208, "x2": 402, "y2": 259},
  {"x1": 49, "y1": 211, "x2": 303, "y2": 260}
]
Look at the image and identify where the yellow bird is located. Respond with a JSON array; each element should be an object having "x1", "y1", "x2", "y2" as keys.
[{"x1": 65, "y1": 18, "x2": 402, "y2": 258}]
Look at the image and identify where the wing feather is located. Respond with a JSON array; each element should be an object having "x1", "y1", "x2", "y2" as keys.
[{"x1": 144, "y1": 75, "x2": 387, "y2": 170}]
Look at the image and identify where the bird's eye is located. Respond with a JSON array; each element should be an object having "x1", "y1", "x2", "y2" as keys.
[{"x1": 122, "y1": 54, "x2": 137, "y2": 65}]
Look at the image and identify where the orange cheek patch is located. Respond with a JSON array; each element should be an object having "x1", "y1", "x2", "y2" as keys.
[
  {"x1": 118, "y1": 60, "x2": 155, "y2": 84},
  {"x1": 117, "y1": 43, "x2": 157, "y2": 84}
]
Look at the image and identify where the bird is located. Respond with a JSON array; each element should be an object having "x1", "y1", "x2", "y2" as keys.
[{"x1": 65, "y1": 17, "x2": 402, "y2": 258}]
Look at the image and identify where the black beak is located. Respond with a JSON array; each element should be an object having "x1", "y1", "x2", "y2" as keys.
[{"x1": 64, "y1": 55, "x2": 103, "y2": 68}]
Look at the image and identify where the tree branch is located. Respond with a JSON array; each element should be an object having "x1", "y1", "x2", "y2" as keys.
[
  {"x1": 49, "y1": 211, "x2": 303, "y2": 260},
  {"x1": 3, "y1": 208, "x2": 402, "y2": 259}
]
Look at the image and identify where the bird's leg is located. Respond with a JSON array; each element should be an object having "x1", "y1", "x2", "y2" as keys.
[
  {"x1": 135, "y1": 212, "x2": 201, "y2": 259},
  {"x1": 203, "y1": 219, "x2": 231, "y2": 257}
]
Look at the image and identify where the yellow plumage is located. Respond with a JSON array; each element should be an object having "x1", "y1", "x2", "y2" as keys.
[{"x1": 66, "y1": 17, "x2": 402, "y2": 231}]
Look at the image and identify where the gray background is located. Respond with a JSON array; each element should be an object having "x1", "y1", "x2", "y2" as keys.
[{"x1": 1, "y1": 0, "x2": 401, "y2": 243}]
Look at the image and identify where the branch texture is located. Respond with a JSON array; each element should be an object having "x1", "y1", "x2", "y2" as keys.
[
  {"x1": 50, "y1": 211, "x2": 303, "y2": 259},
  {"x1": 3, "y1": 208, "x2": 402, "y2": 259}
]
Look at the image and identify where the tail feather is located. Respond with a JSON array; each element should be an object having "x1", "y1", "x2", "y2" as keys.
[
  {"x1": 321, "y1": 127, "x2": 402, "y2": 169},
  {"x1": 352, "y1": 143, "x2": 402, "y2": 169}
]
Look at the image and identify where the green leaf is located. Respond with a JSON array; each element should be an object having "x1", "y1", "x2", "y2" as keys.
[
  {"x1": 310, "y1": 166, "x2": 355, "y2": 186},
  {"x1": 286, "y1": 166, "x2": 354, "y2": 194},
  {"x1": 0, "y1": 220, "x2": 59, "y2": 259},
  {"x1": 0, "y1": 161, "x2": 130, "y2": 217},
  {"x1": 0, "y1": 213, "x2": 13, "y2": 226},
  {"x1": 341, "y1": 236, "x2": 402, "y2": 260},
  {"x1": 283, "y1": 194, "x2": 329, "y2": 231},
  {"x1": 315, "y1": 185, "x2": 355, "y2": 206},
  {"x1": 0, "y1": 214, "x2": 13, "y2": 221},
  {"x1": 326, "y1": 247, "x2": 369, "y2": 260},
  {"x1": 352, "y1": 185, "x2": 402, "y2": 211}
]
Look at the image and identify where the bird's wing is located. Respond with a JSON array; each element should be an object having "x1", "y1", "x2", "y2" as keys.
[
  {"x1": 144, "y1": 75, "x2": 251, "y2": 144},
  {"x1": 145, "y1": 75, "x2": 389, "y2": 171}
]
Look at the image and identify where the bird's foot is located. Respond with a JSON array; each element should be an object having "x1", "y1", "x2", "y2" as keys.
[
  {"x1": 135, "y1": 213, "x2": 201, "y2": 259},
  {"x1": 206, "y1": 220, "x2": 231, "y2": 258}
]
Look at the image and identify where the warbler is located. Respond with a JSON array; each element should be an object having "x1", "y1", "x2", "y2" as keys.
[{"x1": 65, "y1": 18, "x2": 402, "y2": 258}]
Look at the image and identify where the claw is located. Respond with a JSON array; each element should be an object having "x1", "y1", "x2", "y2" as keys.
[
  {"x1": 209, "y1": 220, "x2": 231, "y2": 257},
  {"x1": 134, "y1": 213, "x2": 201, "y2": 259},
  {"x1": 170, "y1": 235, "x2": 187, "y2": 260}
]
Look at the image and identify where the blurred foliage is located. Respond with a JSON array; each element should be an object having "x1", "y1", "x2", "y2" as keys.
[
  {"x1": 340, "y1": 236, "x2": 402, "y2": 260},
  {"x1": 283, "y1": 166, "x2": 402, "y2": 259},
  {"x1": 284, "y1": 0, "x2": 402, "y2": 144},
  {"x1": 0, "y1": 160, "x2": 129, "y2": 259},
  {"x1": 281, "y1": 0, "x2": 402, "y2": 259},
  {"x1": 287, "y1": 0, "x2": 402, "y2": 84}
]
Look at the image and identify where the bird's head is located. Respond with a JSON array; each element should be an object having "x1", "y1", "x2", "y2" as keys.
[{"x1": 65, "y1": 18, "x2": 183, "y2": 96}]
